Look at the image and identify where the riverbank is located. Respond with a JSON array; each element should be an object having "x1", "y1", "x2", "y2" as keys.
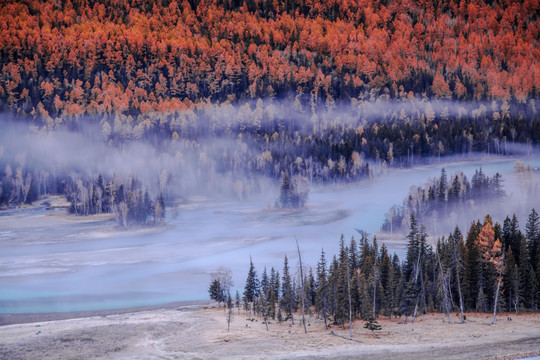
[
  {"x1": 0, "y1": 301, "x2": 209, "y2": 326},
  {"x1": 1, "y1": 307, "x2": 539, "y2": 360}
]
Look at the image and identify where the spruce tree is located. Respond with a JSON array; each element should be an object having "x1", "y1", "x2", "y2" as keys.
[
  {"x1": 279, "y1": 172, "x2": 291, "y2": 208},
  {"x1": 280, "y1": 255, "x2": 296, "y2": 324},
  {"x1": 209, "y1": 279, "x2": 225, "y2": 306},
  {"x1": 526, "y1": 209, "x2": 539, "y2": 275},
  {"x1": 518, "y1": 236, "x2": 532, "y2": 309},
  {"x1": 307, "y1": 267, "x2": 316, "y2": 308},
  {"x1": 268, "y1": 267, "x2": 278, "y2": 319},
  {"x1": 405, "y1": 214, "x2": 419, "y2": 281},
  {"x1": 261, "y1": 267, "x2": 269, "y2": 296},
  {"x1": 328, "y1": 255, "x2": 339, "y2": 322},
  {"x1": 438, "y1": 167, "x2": 447, "y2": 213},
  {"x1": 450, "y1": 175, "x2": 461, "y2": 203},
  {"x1": 505, "y1": 246, "x2": 521, "y2": 312},
  {"x1": 316, "y1": 249, "x2": 329, "y2": 329},
  {"x1": 243, "y1": 257, "x2": 259, "y2": 312},
  {"x1": 464, "y1": 221, "x2": 482, "y2": 310},
  {"x1": 537, "y1": 242, "x2": 540, "y2": 310},
  {"x1": 451, "y1": 226, "x2": 466, "y2": 322},
  {"x1": 336, "y1": 235, "x2": 350, "y2": 326}
]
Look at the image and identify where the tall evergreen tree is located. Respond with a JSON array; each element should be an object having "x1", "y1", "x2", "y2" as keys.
[
  {"x1": 268, "y1": 267, "x2": 279, "y2": 319},
  {"x1": 518, "y1": 236, "x2": 532, "y2": 309},
  {"x1": 327, "y1": 255, "x2": 339, "y2": 323},
  {"x1": 280, "y1": 255, "x2": 296, "y2": 324},
  {"x1": 451, "y1": 226, "x2": 466, "y2": 322},
  {"x1": 405, "y1": 214, "x2": 419, "y2": 281},
  {"x1": 537, "y1": 242, "x2": 540, "y2": 310},
  {"x1": 526, "y1": 209, "x2": 539, "y2": 277},
  {"x1": 438, "y1": 167, "x2": 448, "y2": 213},
  {"x1": 261, "y1": 267, "x2": 269, "y2": 296},
  {"x1": 503, "y1": 246, "x2": 518, "y2": 312},
  {"x1": 243, "y1": 257, "x2": 260, "y2": 312},
  {"x1": 464, "y1": 220, "x2": 482, "y2": 310},
  {"x1": 316, "y1": 249, "x2": 329, "y2": 329},
  {"x1": 335, "y1": 235, "x2": 350, "y2": 326},
  {"x1": 306, "y1": 267, "x2": 316, "y2": 308}
]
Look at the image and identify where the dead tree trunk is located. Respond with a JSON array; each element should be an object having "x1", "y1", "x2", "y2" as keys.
[
  {"x1": 346, "y1": 261, "x2": 352, "y2": 339},
  {"x1": 454, "y1": 249, "x2": 465, "y2": 324},
  {"x1": 437, "y1": 251, "x2": 451, "y2": 323},
  {"x1": 489, "y1": 265, "x2": 504, "y2": 326},
  {"x1": 296, "y1": 237, "x2": 307, "y2": 334},
  {"x1": 412, "y1": 255, "x2": 421, "y2": 323}
]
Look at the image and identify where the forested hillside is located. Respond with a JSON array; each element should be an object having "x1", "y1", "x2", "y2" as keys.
[{"x1": 1, "y1": 0, "x2": 538, "y2": 121}]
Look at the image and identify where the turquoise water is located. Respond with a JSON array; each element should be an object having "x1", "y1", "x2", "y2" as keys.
[{"x1": 1, "y1": 155, "x2": 539, "y2": 314}]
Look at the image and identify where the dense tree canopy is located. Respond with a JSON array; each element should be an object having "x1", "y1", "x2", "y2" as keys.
[{"x1": 0, "y1": 0, "x2": 538, "y2": 122}]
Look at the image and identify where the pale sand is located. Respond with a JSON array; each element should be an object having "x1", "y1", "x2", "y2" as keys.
[{"x1": 1, "y1": 306, "x2": 539, "y2": 360}]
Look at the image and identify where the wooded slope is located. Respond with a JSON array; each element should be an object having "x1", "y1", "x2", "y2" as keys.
[{"x1": 1, "y1": 0, "x2": 538, "y2": 119}]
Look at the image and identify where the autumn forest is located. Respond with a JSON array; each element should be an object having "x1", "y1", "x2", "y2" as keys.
[{"x1": 1, "y1": 0, "x2": 538, "y2": 120}]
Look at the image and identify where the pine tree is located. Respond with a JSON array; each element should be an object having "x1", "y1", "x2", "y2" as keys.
[
  {"x1": 243, "y1": 257, "x2": 259, "y2": 312},
  {"x1": 438, "y1": 167, "x2": 447, "y2": 213},
  {"x1": 405, "y1": 214, "x2": 419, "y2": 281},
  {"x1": 336, "y1": 235, "x2": 350, "y2": 326},
  {"x1": 464, "y1": 221, "x2": 482, "y2": 310},
  {"x1": 279, "y1": 172, "x2": 291, "y2": 208},
  {"x1": 518, "y1": 236, "x2": 532, "y2": 309},
  {"x1": 261, "y1": 267, "x2": 269, "y2": 296},
  {"x1": 349, "y1": 237, "x2": 358, "y2": 270},
  {"x1": 491, "y1": 172, "x2": 504, "y2": 198},
  {"x1": 503, "y1": 246, "x2": 518, "y2": 311},
  {"x1": 268, "y1": 267, "x2": 278, "y2": 319},
  {"x1": 451, "y1": 226, "x2": 466, "y2": 322},
  {"x1": 316, "y1": 249, "x2": 329, "y2": 329},
  {"x1": 450, "y1": 175, "x2": 461, "y2": 203},
  {"x1": 537, "y1": 242, "x2": 540, "y2": 310},
  {"x1": 328, "y1": 255, "x2": 339, "y2": 323},
  {"x1": 400, "y1": 215, "x2": 422, "y2": 321},
  {"x1": 526, "y1": 209, "x2": 539, "y2": 285},
  {"x1": 510, "y1": 215, "x2": 522, "y2": 264},
  {"x1": 280, "y1": 255, "x2": 296, "y2": 324},
  {"x1": 307, "y1": 267, "x2": 316, "y2": 308},
  {"x1": 209, "y1": 279, "x2": 225, "y2": 306}
]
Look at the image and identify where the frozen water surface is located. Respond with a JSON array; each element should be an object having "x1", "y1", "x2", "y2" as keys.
[{"x1": 0, "y1": 157, "x2": 538, "y2": 313}]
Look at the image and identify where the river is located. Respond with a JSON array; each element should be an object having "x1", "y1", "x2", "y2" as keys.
[{"x1": 0, "y1": 155, "x2": 538, "y2": 314}]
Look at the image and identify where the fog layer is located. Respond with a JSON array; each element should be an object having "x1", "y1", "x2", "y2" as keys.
[{"x1": 1, "y1": 156, "x2": 538, "y2": 313}]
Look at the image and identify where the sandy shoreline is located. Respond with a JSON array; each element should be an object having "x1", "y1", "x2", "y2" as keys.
[
  {"x1": 0, "y1": 301, "x2": 210, "y2": 326},
  {"x1": 1, "y1": 306, "x2": 539, "y2": 360}
]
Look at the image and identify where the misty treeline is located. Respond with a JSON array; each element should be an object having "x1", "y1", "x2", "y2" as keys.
[
  {"x1": 64, "y1": 175, "x2": 166, "y2": 227},
  {"x1": 383, "y1": 167, "x2": 505, "y2": 234},
  {"x1": 1, "y1": 98, "x2": 538, "y2": 213},
  {"x1": 211, "y1": 209, "x2": 540, "y2": 328}
]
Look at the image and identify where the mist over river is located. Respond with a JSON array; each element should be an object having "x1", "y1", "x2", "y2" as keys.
[{"x1": 1, "y1": 156, "x2": 539, "y2": 314}]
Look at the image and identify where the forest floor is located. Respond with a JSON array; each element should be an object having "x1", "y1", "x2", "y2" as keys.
[{"x1": 1, "y1": 305, "x2": 539, "y2": 360}]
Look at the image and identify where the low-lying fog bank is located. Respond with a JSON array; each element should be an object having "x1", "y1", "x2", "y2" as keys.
[{"x1": 1, "y1": 155, "x2": 539, "y2": 314}]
